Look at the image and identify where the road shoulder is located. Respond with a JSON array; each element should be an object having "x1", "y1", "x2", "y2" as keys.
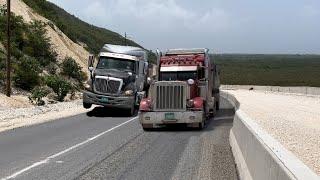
[{"x1": 0, "y1": 99, "x2": 89, "y2": 133}]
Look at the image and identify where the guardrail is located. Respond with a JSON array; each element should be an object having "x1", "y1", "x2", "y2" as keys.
[
  {"x1": 221, "y1": 85, "x2": 320, "y2": 96},
  {"x1": 220, "y1": 91, "x2": 319, "y2": 180}
]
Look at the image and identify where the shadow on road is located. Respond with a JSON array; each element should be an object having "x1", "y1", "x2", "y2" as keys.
[
  {"x1": 144, "y1": 109, "x2": 235, "y2": 132},
  {"x1": 86, "y1": 106, "x2": 138, "y2": 118}
]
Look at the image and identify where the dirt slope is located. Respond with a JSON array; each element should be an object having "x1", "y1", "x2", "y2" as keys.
[{"x1": 0, "y1": 0, "x2": 89, "y2": 70}]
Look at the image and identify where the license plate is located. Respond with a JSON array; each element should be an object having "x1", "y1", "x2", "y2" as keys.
[
  {"x1": 100, "y1": 97, "x2": 108, "y2": 103},
  {"x1": 165, "y1": 113, "x2": 175, "y2": 120}
]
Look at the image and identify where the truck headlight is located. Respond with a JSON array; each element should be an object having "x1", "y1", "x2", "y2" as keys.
[
  {"x1": 84, "y1": 84, "x2": 91, "y2": 90},
  {"x1": 187, "y1": 99, "x2": 194, "y2": 108},
  {"x1": 124, "y1": 90, "x2": 133, "y2": 96}
]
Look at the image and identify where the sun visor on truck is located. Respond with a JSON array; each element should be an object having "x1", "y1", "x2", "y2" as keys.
[{"x1": 160, "y1": 66, "x2": 198, "y2": 72}]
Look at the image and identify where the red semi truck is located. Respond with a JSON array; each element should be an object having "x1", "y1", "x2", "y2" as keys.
[{"x1": 139, "y1": 48, "x2": 220, "y2": 130}]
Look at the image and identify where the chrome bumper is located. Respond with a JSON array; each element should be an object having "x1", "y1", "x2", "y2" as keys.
[
  {"x1": 139, "y1": 111, "x2": 204, "y2": 126},
  {"x1": 83, "y1": 91, "x2": 134, "y2": 109}
]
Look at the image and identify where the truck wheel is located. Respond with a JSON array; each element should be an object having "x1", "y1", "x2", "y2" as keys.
[
  {"x1": 83, "y1": 102, "x2": 92, "y2": 109},
  {"x1": 143, "y1": 127, "x2": 152, "y2": 131},
  {"x1": 142, "y1": 124, "x2": 153, "y2": 131},
  {"x1": 216, "y1": 101, "x2": 220, "y2": 110},
  {"x1": 198, "y1": 121, "x2": 205, "y2": 130},
  {"x1": 198, "y1": 109, "x2": 206, "y2": 130},
  {"x1": 127, "y1": 106, "x2": 135, "y2": 116}
]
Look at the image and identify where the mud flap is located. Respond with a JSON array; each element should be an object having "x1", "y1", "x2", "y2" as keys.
[{"x1": 136, "y1": 91, "x2": 146, "y2": 106}]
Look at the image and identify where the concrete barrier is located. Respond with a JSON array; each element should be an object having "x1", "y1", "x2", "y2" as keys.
[
  {"x1": 221, "y1": 85, "x2": 320, "y2": 96},
  {"x1": 221, "y1": 91, "x2": 319, "y2": 180}
]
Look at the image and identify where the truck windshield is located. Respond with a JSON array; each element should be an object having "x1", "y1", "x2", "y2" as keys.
[
  {"x1": 160, "y1": 71, "x2": 197, "y2": 81},
  {"x1": 96, "y1": 57, "x2": 136, "y2": 72}
]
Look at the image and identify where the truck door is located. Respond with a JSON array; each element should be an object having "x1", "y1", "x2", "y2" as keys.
[{"x1": 136, "y1": 60, "x2": 145, "y2": 92}]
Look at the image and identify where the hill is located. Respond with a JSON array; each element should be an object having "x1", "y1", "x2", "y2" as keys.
[
  {"x1": 21, "y1": 0, "x2": 141, "y2": 54},
  {"x1": 0, "y1": 0, "x2": 89, "y2": 69},
  {"x1": 21, "y1": 0, "x2": 156, "y2": 62},
  {"x1": 0, "y1": 0, "x2": 152, "y2": 107}
]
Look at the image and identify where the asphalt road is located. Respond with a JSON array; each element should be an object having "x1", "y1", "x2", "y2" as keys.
[{"x1": 0, "y1": 108, "x2": 238, "y2": 180}]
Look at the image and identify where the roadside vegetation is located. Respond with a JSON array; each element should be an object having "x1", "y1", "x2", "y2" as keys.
[
  {"x1": 214, "y1": 54, "x2": 320, "y2": 87},
  {"x1": 0, "y1": 5, "x2": 86, "y2": 104},
  {"x1": 1, "y1": 1, "x2": 319, "y2": 109}
]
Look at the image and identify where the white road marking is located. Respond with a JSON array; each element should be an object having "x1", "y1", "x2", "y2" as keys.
[
  {"x1": 214, "y1": 116, "x2": 234, "y2": 121},
  {"x1": 1, "y1": 117, "x2": 138, "y2": 180}
]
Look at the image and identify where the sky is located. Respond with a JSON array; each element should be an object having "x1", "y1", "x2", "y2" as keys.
[{"x1": 48, "y1": 0, "x2": 320, "y2": 54}]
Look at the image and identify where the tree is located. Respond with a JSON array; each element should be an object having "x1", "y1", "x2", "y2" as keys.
[
  {"x1": 13, "y1": 56, "x2": 41, "y2": 90},
  {"x1": 61, "y1": 57, "x2": 86, "y2": 82},
  {"x1": 0, "y1": 50, "x2": 5, "y2": 85},
  {"x1": 23, "y1": 20, "x2": 57, "y2": 66},
  {"x1": 45, "y1": 75, "x2": 71, "y2": 101}
]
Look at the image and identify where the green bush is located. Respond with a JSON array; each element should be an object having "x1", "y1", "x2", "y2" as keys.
[
  {"x1": 23, "y1": 20, "x2": 57, "y2": 66},
  {"x1": 0, "y1": 5, "x2": 26, "y2": 60},
  {"x1": 47, "y1": 62, "x2": 57, "y2": 75},
  {"x1": 1, "y1": 5, "x2": 59, "y2": 91},
  {"x1": 45, "y1": 75, "x2": 71, "y2": 101},
  {"x1": 29, "y1": 86, "x2": 50, "y2": 105},
  {"x1": 60, "y1": 57, "x2": 86, "y2": 82},
  {"x1": 14, "y1": 56, "x2": 41, "y2": 90}
]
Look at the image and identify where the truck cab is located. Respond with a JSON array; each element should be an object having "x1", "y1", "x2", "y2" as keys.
[
  {"x1": 139, "y1": 48, "x2": 220, "y2": 130},
  {"x1": 83, "y1": 44, "x2": 149, "y2": 116}
]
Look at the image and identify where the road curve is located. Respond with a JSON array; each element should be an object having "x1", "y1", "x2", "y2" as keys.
[{"x1": 0, "y1": 108, "x2": 237, "y2": 180}]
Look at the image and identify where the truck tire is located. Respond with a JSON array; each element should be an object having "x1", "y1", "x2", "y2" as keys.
[
  {"x1": 127, "y1": 105, "x2": 135, "y2": 117},
  {"x1": 83, "y1": 102, "x2": 92, "y2": 109},
  {"x1": 198, "y1": 121, "x2": 205, "y2": 130},
  {"x1": 142, "y1": 125, "x2": 152, "y2": 131},
  {"x1": 199, "y1": 107, "x2": 208, "y2": 130},
  {"x1": 143, "y1": 127, "x2": 152, "y2": 131},
  {"x1": 216, "y1": 101, "x2": 220, "y2": 110}
]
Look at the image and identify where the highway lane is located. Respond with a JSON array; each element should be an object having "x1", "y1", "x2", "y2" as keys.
[{"x1": 0, "y1": 108, "x2": 237, "y2": 180}]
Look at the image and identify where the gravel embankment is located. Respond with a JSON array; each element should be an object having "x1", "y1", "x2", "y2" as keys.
[
  {"x1": 0, "y1": 99, "x2": 89, "y2": 132},
  {"x1": 227, "y1": 89, "x2": 320, "y2": 175}
]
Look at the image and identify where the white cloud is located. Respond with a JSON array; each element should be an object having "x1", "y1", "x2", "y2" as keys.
[
  {"x1": 49, "y1": 0, "x2": 320, "y2": 53},
  {"x1": 82, "y1": 1, "x2": 111, "y2": 25},
  {"x1": 301, "y1": 5, "x2": 319, "y2": 18},
  {"x1": 82, "y1": 0, "x2": 230, "y2": 33}
]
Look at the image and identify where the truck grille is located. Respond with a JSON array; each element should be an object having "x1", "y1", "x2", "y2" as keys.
[
  {"x1": 154, "y1": 81, "x2": 186, "y2": 111},
  {"x1": 94, "y1": 76, "x2": 122, "y2": 94}
]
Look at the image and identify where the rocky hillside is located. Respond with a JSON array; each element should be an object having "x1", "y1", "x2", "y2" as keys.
[
  {"x1": 0, "y1": 0, "x2": 89, "y2": 69},
  {"x1": 0, "y1": 0, "x2": 148, "y2": 108},
  {"x1": 21, "y1": 0, "x2": 141, "y2": 54},
  {"x1": 21, "y1": 0, "x2": 156, "y2": 62}
]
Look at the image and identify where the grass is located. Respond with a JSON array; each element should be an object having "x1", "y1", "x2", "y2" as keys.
[{"x1": 213, "y1": 54, "x2": 320, "y2": 87}]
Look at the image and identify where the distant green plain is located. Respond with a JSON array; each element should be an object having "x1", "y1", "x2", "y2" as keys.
[{"x1": 212, "y1": 54, "x2": 320, "y2": 87}]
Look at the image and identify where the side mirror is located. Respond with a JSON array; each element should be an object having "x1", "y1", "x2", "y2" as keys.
[
  {"x1": 144, "y1": 62, "x2": 149, "y2": 75},
  {"x1": 216, "y1": 66, "x2": 221, "y2": 75},
  {"x1": 88, "y1": 55, "x2": 95, "y2": 71}
]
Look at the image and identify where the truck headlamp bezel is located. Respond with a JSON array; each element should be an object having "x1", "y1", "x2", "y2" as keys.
[
  {"x1": 84, "y1": 84, "x2": 91, "y2": 90},
  {"x1": 124, "y1": 90, "x2": 134, "y2": 96},
  {"x1": 186, "y1": 99, "x2": 194, "y2": 108}
]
